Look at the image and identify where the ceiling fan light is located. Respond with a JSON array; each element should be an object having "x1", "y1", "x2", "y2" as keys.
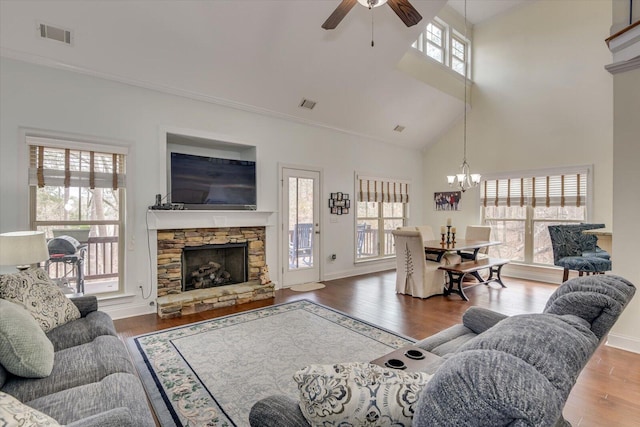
[{"x1": 357, "y1": 0, "x2": 388, "y2": 8}]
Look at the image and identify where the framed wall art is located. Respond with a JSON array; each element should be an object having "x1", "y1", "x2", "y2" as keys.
[
  {"x1": 329, "y1": 193, "x2": 350, "y2": 215},
  {"x1": 434, "y1": 191, "x2": 461, "y2": 211}
]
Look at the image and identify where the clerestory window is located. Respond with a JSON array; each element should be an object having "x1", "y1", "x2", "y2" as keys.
[{"x1": 412, "y1": 18, "x2": 470, "y2": 77}]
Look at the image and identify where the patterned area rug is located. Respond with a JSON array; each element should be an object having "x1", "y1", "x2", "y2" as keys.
[{"x1": 128, "y1": 300, "x2": 413, "y2": 427}]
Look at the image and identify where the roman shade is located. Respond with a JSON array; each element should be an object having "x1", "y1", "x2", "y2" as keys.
[
  {"x1": 357, "y1": 176, "x2": 410, "y2": 203},
  {"x1": 481, "y1": 169, "x2": 588, "y2": 208},
  {"x1": 27, "y1": 136, "x2": 127, "y2": 190}
]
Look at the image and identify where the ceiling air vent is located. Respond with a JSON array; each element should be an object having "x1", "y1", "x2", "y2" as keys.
[
  {"x1": 39, "y1": 23, "x2": 72, "y2": 45},
  {"x1": 299, "y1": 98, "x2": 317, "y2": 110},
  {"x1": 393, "y1": 125, "x2": 405, "y2": 133}
]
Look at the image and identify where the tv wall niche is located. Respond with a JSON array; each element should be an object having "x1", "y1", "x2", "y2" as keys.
[{"x1": 166, "y1": 133, "x2": 257, "y2": 210}]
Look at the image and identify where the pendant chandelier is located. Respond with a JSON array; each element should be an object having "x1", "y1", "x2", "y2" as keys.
[{"x1": 446, "y1": 0, "x2": 480, "y2": 192}]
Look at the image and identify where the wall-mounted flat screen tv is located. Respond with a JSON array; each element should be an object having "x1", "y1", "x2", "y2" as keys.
[{"x1": 170, "y1": 152, "x2": 257, "y2": 210}]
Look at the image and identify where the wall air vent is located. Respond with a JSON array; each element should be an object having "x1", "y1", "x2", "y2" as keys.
[
  {"x1": 39, "y1": 23, "x2": 72, "y2": 45},
  {"x1": 393, "y1": 125, "x2": 405, "y2": 133},
  {"x1": 299, "y1": 98, "x2": 317, "y2": 110}
]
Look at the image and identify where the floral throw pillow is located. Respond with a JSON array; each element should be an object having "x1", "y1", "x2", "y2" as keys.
[
  {"x1": 0, "y1": 391, "x2": 60, "y2": 426},
  {"x1": 294, "y1": 362, "x2": 432, "y2": 427},
  {"x1": 0, "y1": 268, "x2": 80, "y2": 332}
]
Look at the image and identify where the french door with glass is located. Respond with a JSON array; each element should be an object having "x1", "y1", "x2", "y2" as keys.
[{"x1": 281, "y1": 167, "x2": 320, "y2": 287}]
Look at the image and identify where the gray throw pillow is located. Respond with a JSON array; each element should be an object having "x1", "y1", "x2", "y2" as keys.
[
  {"x1": 0, "y1": 299, "x2": 55, "y2": 378},
  {"x1": 0, "y1": 268, "x2": 80, "y2": 332}
]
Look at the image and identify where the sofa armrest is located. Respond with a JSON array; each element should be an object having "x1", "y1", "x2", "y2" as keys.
[
  {"x1": 70, "y1": 296, "x2": 98, "y2": 317},
  {"x1": 65, "y1": 408, "x2": 134, "y2": 427},
  {"x1": 462, "y1": 306, "x2": 508, "y2": 335},
  {"x1": 249, "y1": 395, "x2": 309, "y2": 427}
]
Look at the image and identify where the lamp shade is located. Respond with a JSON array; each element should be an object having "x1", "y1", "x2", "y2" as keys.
[{"x1": 0, "y1": 231, "x2": 50, "y2": 267}]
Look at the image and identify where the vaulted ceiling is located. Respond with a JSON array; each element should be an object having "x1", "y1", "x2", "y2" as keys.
[{"x1": 0, "y1": 1, "x2": 523, "y2": 150}]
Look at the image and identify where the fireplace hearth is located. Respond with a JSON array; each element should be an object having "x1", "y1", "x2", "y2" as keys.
[{"x1": 155, "y1": 226, "x2": 274, "y2": 319}]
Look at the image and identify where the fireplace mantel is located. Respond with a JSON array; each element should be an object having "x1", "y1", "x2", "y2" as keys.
[{"x1": 147, "y1": 210, "x2": 275, "y2": 230}]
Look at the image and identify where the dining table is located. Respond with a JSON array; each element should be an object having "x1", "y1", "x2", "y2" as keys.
[{"x1": 423, "y1": 239, "x2": 501, "y2": 263}]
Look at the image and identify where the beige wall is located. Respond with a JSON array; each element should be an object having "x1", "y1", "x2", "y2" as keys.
[
  {"x1": 422, "y1": 0, "x2": 613, "y2": 239},
  {"x1": 610, "y1": 65, "x2": 640, "y2": 353}
]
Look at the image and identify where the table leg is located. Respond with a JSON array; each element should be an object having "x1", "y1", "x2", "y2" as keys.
[{"x1": 444, "y1": 271, "x2": 469, "y2": 301}]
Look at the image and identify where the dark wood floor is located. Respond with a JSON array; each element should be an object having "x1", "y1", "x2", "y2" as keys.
[{"x1": 115, "y1": 271, "x2": 640, "y2": 427}]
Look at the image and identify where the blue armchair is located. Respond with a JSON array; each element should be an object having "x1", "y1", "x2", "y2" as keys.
[{"x1": 548, "y1": 223, "x2": 612, "y2": 282}]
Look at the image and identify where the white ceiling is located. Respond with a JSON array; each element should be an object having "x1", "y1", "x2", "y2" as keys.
[{"x1": 0, "y1": 0, "x2": 524, "y2": 150}]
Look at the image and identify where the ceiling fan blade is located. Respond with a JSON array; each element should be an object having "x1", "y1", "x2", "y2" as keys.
[
  {"x1": 322, "y1": 0, "x2": 358, "y2": 30},
  {"x1": 387, "y1": 0, "x2": 423, "y2": 27}
]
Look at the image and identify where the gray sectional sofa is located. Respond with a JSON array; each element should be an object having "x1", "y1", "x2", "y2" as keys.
[
  {"x1": 0, "y1": 269, "x2": 155, "y2": 427},
  {"x1": 249, "y1": 274, "x2": 636, "y2": 427}
]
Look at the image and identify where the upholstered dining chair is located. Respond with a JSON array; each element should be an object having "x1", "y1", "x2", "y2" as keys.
[
  {"x1": 547, "y1": 224, "x2": 612, "y2": 282},
  {"x1": 392, "y1": 229, "x2": 460, "y2": 298},
  {"x1": 400, "y1": 226, "x2": 443, "y2": 261},
  {"x1": 461, "y1": 225, "x2": 492, "y2": 260}
]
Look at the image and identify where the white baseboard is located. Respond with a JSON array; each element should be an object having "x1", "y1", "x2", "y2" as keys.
[
  {"x1": 323, "y1": 260, "x2": 395, "y2": 282},
  {"x1": 101, "y1": 302, "x2": 156, "y2": 320},
  {"x1": 606, "y1": 333, "x2": 640, "y2": 354},
  {"x1": 501, "y1": 263, "x2": 562, "y2": 284}
]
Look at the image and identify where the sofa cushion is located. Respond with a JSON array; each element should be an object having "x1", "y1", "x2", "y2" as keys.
[
  {"x1": 456, "y1": 313, "x2": 598, "y2": 398},
  {"x1": 294, "y1": 362, "x2": 431, "y2": 427},
  {"x1": 461, "y1": 306, "x2": 508, "y2": 334},
  {"x1": 0, "y1": 268, "x2": 80, "y2": 332},
  {"x1": 414, "y1": 324, "x2": 478, "y2": 356},
  {"x1": 413, "y1": 349, "x2": 566, "y2": 427},
  {"x1": 0, "y1": 391, "x2": 61, "y2": 426},
  {"x1": 46, "y1": 310, "x2": 117, "y2": 351},
  {"x1": 544, "y1": 275, "x2": 636, "y2": 340},
  {"x1": 2, "y1": 335, "x2": 136, "y2": 402},
  {"x1": 26, "y1": 372, "x2": 155, "y2": 427},
  {"x1": 0, "y1": 299, "x2": 54, "y2": 378}
]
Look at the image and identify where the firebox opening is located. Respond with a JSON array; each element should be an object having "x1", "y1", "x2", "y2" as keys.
[{"x1": 182, "y1": 243, "x2": 248, "y2": 292}]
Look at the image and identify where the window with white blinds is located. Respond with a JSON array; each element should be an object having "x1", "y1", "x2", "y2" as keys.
[
  {"x1": 480, "y1": 166, "x2": 592, "y2": 266},
  {"x1": 356, "y1": 175, "x2": 409, "y2": 262},
  {"x1": 481, "y1": 170, "x2": 588, "y2": 208},
  {"x1": 26, "y1": 135, "x2": 127, "y2": 296},
  {"x1": 27, "y1": 139, "x2": 126, "y2": 189}
]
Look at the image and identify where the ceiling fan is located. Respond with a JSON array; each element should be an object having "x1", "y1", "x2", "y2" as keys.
[{"x1": 322, "y1": 0, "x2": 422, "y2": 30}]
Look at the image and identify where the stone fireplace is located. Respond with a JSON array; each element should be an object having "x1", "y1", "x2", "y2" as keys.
[{"x1": 155, "y1": 225, "x2": 274, "y2": 318}]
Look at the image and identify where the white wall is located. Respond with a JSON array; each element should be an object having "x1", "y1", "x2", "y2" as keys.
[
  {"x1": 0, "y1": 58, "x2": 425, "y2": 318},
  {"x1": 422, "y1": 0, "x2": 613, "y2": 250},
  {"x1": 609, "y1": 65, "x2": 640, "y2": 353}
]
